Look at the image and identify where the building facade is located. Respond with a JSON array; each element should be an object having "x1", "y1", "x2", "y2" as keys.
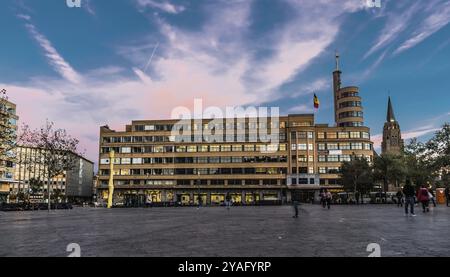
[
  {"x1": 381, "y1": 97, "x2": 403, "y2": 155},
  {"x1": 11, "y1": 146, "x2": 95, "y2": 203},
  {"x1": 0, "y1": 97, "x2": 18, "y2": 203},
  {"x1": 97, "y1": 56, "x2": 374, "y2": 206}
]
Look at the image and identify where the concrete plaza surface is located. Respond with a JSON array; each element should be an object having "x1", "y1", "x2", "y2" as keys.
[{"x1": 1, "y1": 205, "x2": 449, "y2": 257}]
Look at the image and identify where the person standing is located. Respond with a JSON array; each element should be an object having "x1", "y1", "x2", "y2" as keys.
[
  {"x1": 225, "y1": 193, "x2": 232, "y2": 211},
  {"x1": 417, "y1": 185, "x2": 430, "y2": 213},
  {"x1": 292, "y1": 199, "x2": 299, "y2": 218},
  {"x1": 444, "y1": 186, "x2": 450, "y2": 207},
  {"x1": 355, "y1": 191, "x2": 360, "y2": 205},
  {"x1": 403, "y1": 181, "x2": 416, "y2": 216},
  {"x1": 396, "y1": 189, "x2": 404, "y2": 208},
  {"x1": 325, "y1": 189, "x2": 332, "y2": 210}
]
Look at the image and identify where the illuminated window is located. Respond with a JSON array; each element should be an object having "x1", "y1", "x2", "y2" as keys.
[
  {"x1": 187, "y1": 146, "x2": 197, "y2": 153},
  {"x1": 244, "y1": 145, "x2": 255, "y2": 152},
  {"x1": 121, "y1": 147, "x2": 131, "y2": 154},
  {"x1": 198, "y1": 145, "x2": 209, "y2": 152},
  {"x1": 221, "y1": 145, "x2": 231, "y2": 152},
  {"x1": 210, "y1": 145, "x2": 220, "y2": 152},
  {"x1": 327, "y1": 132, "x2": 337, "y2": 139},
  {"x1": 232, "y1": 145, "x2": 242, "y2": 152},
  {"x1": 121, "y1": 158, "x2": 131, "y2": 164},
  {"x1": 317, "y1": 132, "x2": 325, "y2": 139},
  {"x1": 350, "y1": 132, "x2": 361, "y2": 138},
  {"x1": 338, "y1": 132, "x2": 349, "y2": 139}
]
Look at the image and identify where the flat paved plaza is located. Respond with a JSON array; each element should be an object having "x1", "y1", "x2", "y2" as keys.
[{"x1": 1, "y1": 204, "x2": 449, "y2": 257}]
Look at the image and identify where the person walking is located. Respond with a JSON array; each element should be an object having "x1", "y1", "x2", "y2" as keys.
[
  {"x1": 428, "y1": 188, "x2": 436, "y2": 208},
  {"x1": 225, "y1": 193, "x2": 232, "y2": 211},
  {"x1": 355, "y1": 191, "x2": 360, "y2": 205},
  {"x1": 403, "y1": 180, "x2": 416, "y2": 216},
  {"x1": 197, "y1": 194, "x2": 203, "y2": 209},
  {"x1": 320, "y1": 189, "x2": 327, "y2": 209},
  {"x1": 417, "y1": 185, "x2": 430, "y2": 213},
  {"x1": 325, "y1": 189, "x2": 332, "y2": 210},
  {"x1": 292, "y1": 199, "x2": 299, "y2": 218},
  {"x1": 445, "y1": 186, "x2": 450, "y2": 207},
  {"x1": 396, "y1": 189, "x2": 404, "y2": 208}
]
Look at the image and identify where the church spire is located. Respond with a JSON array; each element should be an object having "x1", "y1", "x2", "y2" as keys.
[{"x1": 387, "y1": 96, "x2": 396, "y2": 122}]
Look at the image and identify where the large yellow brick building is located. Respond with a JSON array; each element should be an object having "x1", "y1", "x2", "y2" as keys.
[{"x1": 97, "y1": 56, "x2": 374, "y2": 206}]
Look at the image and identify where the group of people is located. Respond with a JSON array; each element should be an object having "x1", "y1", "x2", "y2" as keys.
[{"x1": 398, "y1": 182, "x2": 450, "y2": 216}]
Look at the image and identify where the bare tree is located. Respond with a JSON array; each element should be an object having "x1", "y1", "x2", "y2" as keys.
[{"x1": 19, "y1": 120, "x2": 80, "y2": 211}]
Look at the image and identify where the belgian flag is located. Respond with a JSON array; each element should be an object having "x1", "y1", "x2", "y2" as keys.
[{"x1": 314, "y1": 93, "x2": 320, "y2": 109}]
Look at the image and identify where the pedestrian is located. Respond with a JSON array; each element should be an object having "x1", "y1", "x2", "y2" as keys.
[
  {"x1": 396, "y1": 189, "x2": 404, "y2": 207},
  {"x1": 325, "y1": 189, "x2": 332, "y2": 210},
  {"x1": 292, "y1": 199, "x2": 299, "y2": 218},
  {"x1": 197, "y1": 194, "x2": 203, "y2": 209},
  {"x1": 417, "y1": 185, "x2": 430, "y2": 213},
  {"x1": 320, "y1": 189, "x2": 326, "y2": 208},
  {"x1": 445, "y1": 186, "x2": 450, "y2": 207},
  {"x1": 428, "y1": 188, "x2": 436, "y2": 208},
  {"x1": 402, "y1": 180, "x2": 416, "y2": 216},
  {"x1": 355, "y1": 191, "x2": 360, "y2": 205},
  {"x1": 225, "y1": 193, "x2": 232, "y2": 211}
]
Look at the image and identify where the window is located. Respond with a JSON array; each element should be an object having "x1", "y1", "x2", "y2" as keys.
[
  {"x1": 297, "y1": 144, "x2": 307, "y2": 150},
  {"x1": 121, "y1": 147, "x2": 131, "y2": 154},
  {"x1": 198, "y1": 145, "x2": 209, "y2": 152},
  {"x1": 210, "y1": 145, "x2": 220, "y2": 152},
  {"x1": 364, "y1": 143, "x2": 372, "y2": 150},
  {"x1": 244, "y1": 145, "x2": 255, "y2": 152},
  {"x1": 121, "y1": 137, "x2": 131, "y2": 143},
  {"x1": 121, "y1": 158, "x2": 131, "y2": 165},
  {"x1": 232, "y1": 145, "x2": 242, "y2": 152},
  {"x1": 144, "y1": 125, "x2": 155, "y2": 131},
  {"x1": 338, "y1": 132, "x2": 349, "y2": 139},
  {"x1": 187, "y1": 146, "x2": 197, "y2": 153},
  {"x1": 176, "y1": 146, "x2": 186, "y2": 152},
  {"x1": 154, "y1": 146, "x2": 164, "y2": 153},
  {"x1": 319, "y1": 167, "x2": 327, "y2": 174},
  {"x1": 318, "y1": 156, "x2": 326, "y2": 162},
  {"x1": 232, "y1": 157, "x2": 242, "y2": 163},
  {"x1": 308, "y1": 132, "x2": 314, "y2": 139},
  {"x1": 328, "y1": 155, "x2": 339, "y2": 162},
  {"x1": 362, "y1": 132, "x2": 370, "y2": 139},
  {"x1": 327, "y1": 143, "x2": 338, "y2": 150},
  {"x1": 279, "y1": 144, "x2": 287, "y2": 151},
  {"x1": 339, "y1": 143, "x2": 351, "y2": 150},
  {"x1": 131, "y1": 158, "x2": 142, "y2": 165},
  {"x1": 317, "y1": 132, "x2": 325, "y2": 139},
  {"x1": 221, "y1": 157, "x2": 231, "y2": 163},
  {"x1": 318, "y1": 143, "x2": 326, "y2": 151},
  {"x1": 351, "y1": 143, "x2": 363, "y2": 150},
  {"x1": 327, "y1": 132, "x2": 337, "y2": 139},
  {"x1": 350, "y1": 132, "x2": 361, "y2": 139},
  {"x1": 221, "y1": 145, "x2": 231, "y2": 152},
  {"x1": 100, "y1": 158, "x2": 110, "y2": 165}
]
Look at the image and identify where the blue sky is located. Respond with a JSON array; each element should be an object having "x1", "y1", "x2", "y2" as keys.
[{"x1": 1, "y1": 0, "x2": 449, "y2": 163}]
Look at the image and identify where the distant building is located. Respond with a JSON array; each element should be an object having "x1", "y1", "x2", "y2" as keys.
[
  {"x1": 381, "y1": 97, "x2": 404, "y2": 155},
  {"x1": 11, "y1": 146, "x2": 94, "y2": 203},
  {"x1": 97, "y1": 55, "x2": 374, "y2": 206},
  {"x1": 0, "y1": 98, "x2": 18, "y2": 203}
]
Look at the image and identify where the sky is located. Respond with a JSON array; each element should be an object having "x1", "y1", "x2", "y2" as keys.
[{"x1": 1, "y1": 0, "x2": 449, "y2": 165}]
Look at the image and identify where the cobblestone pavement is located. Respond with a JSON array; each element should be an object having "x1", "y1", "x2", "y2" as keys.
[{"x1": 1, "y1": 204, "x2": 449, "y2": 257}]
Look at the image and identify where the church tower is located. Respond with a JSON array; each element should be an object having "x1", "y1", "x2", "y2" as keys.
[{"x1": 381, "y1": 97, "x2": 404, "y2": 155}]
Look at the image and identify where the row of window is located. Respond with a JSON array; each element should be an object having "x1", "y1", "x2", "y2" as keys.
[
  {"x1": 318, "y1": 142, "x2": 372, "y2": 151},
  {"x1": 134, "y1": 122, "x2": 286, "y2": 132},
  {"x1": 338, "y1": 111, "x2": 363, "y2": 119},
  {"x1": 318, "y1": 167, "x2": 341, "y2": 174},
  {"x1": 339, "y1": 101, "x2": 362, "y2": 108},
  {"x1": 338, "y1": 91, "x2": 359, "y2": 98},
  {"x1": 338, "y1": 122, "x2": 364, "y2": 127},
  {"x1": 101, "y1": 179, "x2": 284, "y2": 186},
  {"x1": 103, "y1": 134, "x2": 286, "y2": 144},
  {"x1": 318, "y1": 155, "x2": 372, "y2": 163},
  {"x1": 101, "y1": 144, "x2": 288, "y2": 154},
  {"x1": 317, "y1": 131, "x2": 369, "y2": 139},
  {"x1": 100, "y1": 156, "x2": 288, "y2": 165},
  {"x1": 101, "y1": 167, "x2": 287, "y2": 176}
]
